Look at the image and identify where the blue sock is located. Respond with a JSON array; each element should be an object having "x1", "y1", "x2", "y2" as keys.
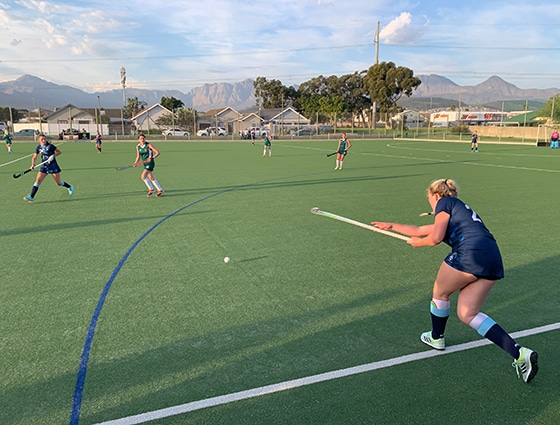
[
  {"x1": 430, "y1": 299, "x2": 450, "y2": 339},
  {"x1": 469, "y1": 313, "x2": 520, "y2": 359}
]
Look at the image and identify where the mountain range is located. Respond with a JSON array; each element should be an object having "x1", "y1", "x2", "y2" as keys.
[{"x1": 0, "y1": 74, "x2": 558, "y2": 112}]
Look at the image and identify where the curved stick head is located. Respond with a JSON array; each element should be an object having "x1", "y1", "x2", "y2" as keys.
[{"x1": 310, "y1": 207, "x2": 320, "y2": 214}]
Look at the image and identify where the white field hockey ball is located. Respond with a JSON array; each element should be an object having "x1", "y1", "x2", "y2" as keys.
[{"x1": 224, "y1": 256, "x2": 231, "y2": 263}]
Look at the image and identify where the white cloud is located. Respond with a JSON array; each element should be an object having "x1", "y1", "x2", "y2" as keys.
[{"x1": 380, "y1": 12, "x2": 428, "y2": 45}]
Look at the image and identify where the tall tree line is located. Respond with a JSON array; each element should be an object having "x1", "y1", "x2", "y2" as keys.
[{"x1": 253, "y1": 61, "x2": 422, "y2": 129}]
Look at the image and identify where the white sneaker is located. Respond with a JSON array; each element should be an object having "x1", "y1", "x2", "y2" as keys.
[
  {"x1": 420, "y1": 331, "x2": 445, "y2": 350},
  {"x1": 513, "y1": 347, "x2": 538, "y2": 383}
]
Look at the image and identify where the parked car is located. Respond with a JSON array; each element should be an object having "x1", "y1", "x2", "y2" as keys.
[
  {"x1": 13, "y1": 129, "x2": 37, "y2": 136},
  {"x1": 197, "y1": 127, "x2": 227, "y2": 136},
  {"x1": 196, "y1": 127, "x2": 227, "y2": 136},
  {"x1": 162, "y1": 128, "x2": 190, "y2": 136},
  {"x1": 247, "y1": 127, "x2": 269, "y2": 136},
  {"x1": 291, "y1": 127, "x2": 315, "y2": 136}
]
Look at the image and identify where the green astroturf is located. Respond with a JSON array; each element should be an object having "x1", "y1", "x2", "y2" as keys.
[{"x1": 1, "y1": 138, "x2": 559, "y2": 424}]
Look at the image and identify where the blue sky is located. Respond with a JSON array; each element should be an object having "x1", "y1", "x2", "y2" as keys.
[{"x1": 1, "y1": 0, "x2": 560, "y2": 93}]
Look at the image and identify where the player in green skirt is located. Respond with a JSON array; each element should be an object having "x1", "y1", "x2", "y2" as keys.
[{"x1": 134, "y1": 134, "x2": 164, "y2": 197}]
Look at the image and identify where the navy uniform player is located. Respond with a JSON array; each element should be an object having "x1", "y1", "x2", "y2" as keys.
[
  {"x1": 23, "y1": 134, "x2": 74, "y2": 203},
  {"x1": 134, "y1": 134, "x2": 164, "y2": 197},
  {"x1": 334, "y1": 133, "x2": 351, "y2": 170},
  {"x1": 372, "y1": 178, "x2": 538, "y2": 383}
]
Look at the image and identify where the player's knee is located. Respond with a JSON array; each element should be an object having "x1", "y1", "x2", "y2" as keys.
[{"x1": 457, "y1": 308, "x2": 477, "y2": 325}]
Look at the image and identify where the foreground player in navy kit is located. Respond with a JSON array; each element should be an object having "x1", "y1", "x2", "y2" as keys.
[
  {"x1": 372, "y1": 178, "x2": 538, "y2": 383},
  {"x1": 23, "y1": 134, "x2": 74, "y2": 203}
]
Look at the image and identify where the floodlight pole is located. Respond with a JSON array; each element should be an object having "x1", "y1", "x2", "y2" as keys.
[
  {"x1": 372, "y1": 21, "x2": 380, "y2": 131},
  {"x1": 120, "y1": 67, "x2": 126, "y2": 136}
]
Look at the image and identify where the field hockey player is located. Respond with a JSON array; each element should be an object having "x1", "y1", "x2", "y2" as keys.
[{"x1": 372, "y1": 178, "x2": 538, "y2": 383}]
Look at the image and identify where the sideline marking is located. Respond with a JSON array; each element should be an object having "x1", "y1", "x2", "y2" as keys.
[{"x1": 93, "y1": 322, "x2": 560, "y2": 425}]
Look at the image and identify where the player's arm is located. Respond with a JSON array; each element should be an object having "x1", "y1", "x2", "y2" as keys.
[
  {"x1": 372, "y1": 221, "x2": 432, "y2": 237},
  {"x1": 30, "y1": 152, "x2": 38, "y2": 169},
  {"x1": 149, "y1": 144, "x2": 160, "y2": 159},
  {"x1": 408, "y1": 212, "x2": 449, "y2": 247}
]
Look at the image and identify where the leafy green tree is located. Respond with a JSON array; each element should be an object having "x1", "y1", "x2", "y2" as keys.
[
  {"x1": 160, "y1": 96, "x2": 184, "y2": 111},
  {"x1": 338, "y1": 71, "x2": 371, "y2": 128},
  {"x1": 0, "y1": 106, "x2": 20, "y2": 123},
  {"x1": 155, "y1": 107, "x2": 198, "y2": 132},
  {"x1": 539, "y1": 94, "x2": 560, "y2": 123},
  {"x1": 298, "y1": 75, "x2": 340, "y2": 123},
  {"x1": 364, "y1": 61, "x2": 421, "y2": 128},
  {"x1": 123, "y1": 97, "x2": 147, "y2": 119},
  {"x1": 318, "y1": 95, "x2": 346, "y2": 131},
  {"x1": 253, "y1": 77, "x2": 298, "y2": 109}
]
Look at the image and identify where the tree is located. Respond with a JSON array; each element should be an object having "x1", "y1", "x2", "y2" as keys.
[
  {"x1": 0, "y1": 106, "x2": 20, "y2": 123},
  {"x1": 338, "y1": 71, "x2": 372, "y2": 128},
  {"x1": 123, "y1": 97, "x2": 147, "y2": 119},
  {"x1": 318, "y1": 95, "x2": 346, "y2": 131},
  {"x1": 539, "y1": 94, "x2": 560, "y2": 123},
  {"x1": 298, "y1": 75, "x2": 340, "y2": 123},
  {"x1": 160, "y1": 96, "x2": 184, "y2": 111},
  {"x1": 253, "y1": 77, "x2": 298, "y2": 109},
  {"x1": 155, "y1": 107, "x2": 198, "y2": 132},
  {"x1": 363, "y1": 62, "x2": 421, "y2": 128}
]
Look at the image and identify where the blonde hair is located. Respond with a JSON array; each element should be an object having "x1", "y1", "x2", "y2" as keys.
[{"x1": 427, "y1": 178, "x2": 459, "y2": 198}]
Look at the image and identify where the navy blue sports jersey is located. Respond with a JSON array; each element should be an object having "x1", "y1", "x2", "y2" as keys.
[
  {"x1": 435, "y1": 196, "x2": 504, "y2": 280},
  {"x1": 35, "y1": 142, "x2": 61, "y2": 174}
]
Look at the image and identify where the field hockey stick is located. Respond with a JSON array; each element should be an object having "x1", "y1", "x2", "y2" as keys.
[
  {"x1": 115, "y1": 160, "x2": 147, "y2": 171},
  {"x1": 12, "y1": 159, "x2": 49, "y2": 179},
  {"x1": 326, "y1": 151, "x2": 338, "y2": 157},
  {"x1": 419, "y1": 212, "x2": 433, "y2": 217},
  {"x1": 310, "y1": 207, "x2": 411, "y2": 242}
]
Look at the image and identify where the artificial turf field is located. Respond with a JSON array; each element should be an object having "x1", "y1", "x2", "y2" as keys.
[{"x1": 1, "y1": 137, "x2": 559, "y2": 425}]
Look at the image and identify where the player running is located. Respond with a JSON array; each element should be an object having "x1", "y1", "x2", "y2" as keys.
[
  {"x1": 23, "y1": 134, "x2": 74, "y2": 203},
  {"x1": 134, "y1": 134, "x2": 164, "y2": 197}
]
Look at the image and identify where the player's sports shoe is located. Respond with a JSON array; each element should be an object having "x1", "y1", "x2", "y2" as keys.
[
  {"x1": 156, "y1": 190, "x2": 164, "y2": 197},
  {"x1": 420, "y1": 331, "x2": 445, "y2": 350},
  {"x1": 147, "y1": 190, "x2": 155, "y2": 197},
  {"x1": 334, "y1": 166, "x2": 339, "y2": 170},
  {"x1": 68, "y1": 184, "x2": 74, "y2": 195},
  {"x1": 23, "y1": 195, "x2": 34, "y2": 203},
  {"x1": 512, "y1": 347, "x2": 538, "y2": 383}
]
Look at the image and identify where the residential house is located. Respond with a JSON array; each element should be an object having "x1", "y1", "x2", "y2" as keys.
[
  {"x1": 197, "y1": 107, "x2": 242, "y2": 134},
  {"x1": 44, "y1": 104, "x2": 128, "y2": 136},
  {"x1": 131, "y1": 104, "x2": 172, "y2": 134}
]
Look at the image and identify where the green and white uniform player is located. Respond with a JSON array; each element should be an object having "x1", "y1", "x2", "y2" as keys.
[
  {"x1": 263, "y1": 132, "x2": 272, "y2": 157},
  {"x1": 135, "y1": 134, "x2": 164, "y2": 197},
  {"x1": 335, "y1": 133, "x2": 351, "y2": 170},
  {"x1": 4, "y1": 129, "x2": 12, "y2": 153}
]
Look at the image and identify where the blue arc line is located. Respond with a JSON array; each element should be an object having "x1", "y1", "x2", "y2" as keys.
[{"x1": 69, "y1": 187, "x2": 240, "y2": 425}]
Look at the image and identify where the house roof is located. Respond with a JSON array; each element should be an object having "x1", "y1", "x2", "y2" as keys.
[
  {"x1": 503, "y1": 110, "x2": 541, "y2": 124},
  {"x1": 199, "y1": 107, "x2": 240, "y2": 118},
  {"x1": 131, "y1": 103, "x2": 171, "y2": 120}
]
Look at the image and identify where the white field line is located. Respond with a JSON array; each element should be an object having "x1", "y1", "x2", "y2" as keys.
[
  {"x1": 94, "y1": 322, "x2": 560, "y2": 425},
  {"x1": 289, "y1": 144, "x2": 560, "y2": 173}
]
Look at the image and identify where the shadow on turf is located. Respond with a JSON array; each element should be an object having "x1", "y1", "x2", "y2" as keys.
[
  {"x1": 1, "y1": 255, "x2": 558, "y2": 424},
  {"x1": 0, "y1": 210, "x2": 214, "y2": 237}
]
